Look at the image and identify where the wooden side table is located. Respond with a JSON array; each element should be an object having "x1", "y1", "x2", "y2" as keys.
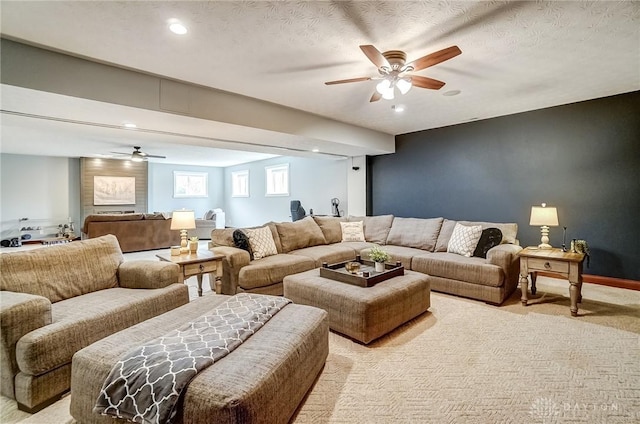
[
  {"x1": 156, "y1": 250, "x2": 224, "y2": 297},
  {"x1": 518, "y1": 247, "x2": 586, "y2": 316}
]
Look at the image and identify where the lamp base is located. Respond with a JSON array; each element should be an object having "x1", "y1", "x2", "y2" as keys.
[
  {"x1": 538, "y1": 225, "x2": 553, "y2": 249},
  {"x1": 180, "y1": 229, "x2": 189, "y2": 254}
]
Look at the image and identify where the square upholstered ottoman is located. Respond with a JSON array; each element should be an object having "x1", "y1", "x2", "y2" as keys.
[
  {"x1": 284, "y1": 268, "x2": 430, "y2": 344},
  {"x1": 70, "y1": 295, "x2": 328, "y2": 424}
]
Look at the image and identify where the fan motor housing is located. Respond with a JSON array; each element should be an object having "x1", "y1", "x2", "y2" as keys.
[{"x1": 382, "y1": 50, "x2": 407, "y2": 68}]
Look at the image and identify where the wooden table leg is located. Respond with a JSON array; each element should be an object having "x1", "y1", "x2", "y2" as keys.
[
  {"x1": 196, "y1": 274, "x2": 203, "y2": 297},
  {"x1": 520, "y1": 273, "x2": 529, "y2": 306},
  {"x1": 569, "y1": 281, "x2": 579, "y2": 316},
  {"x1": 530, "y1": 271, "x2": 537, "y2": 295},
  {"x1": 568, "y1": 261, "x2": 582, "y2": 316}
]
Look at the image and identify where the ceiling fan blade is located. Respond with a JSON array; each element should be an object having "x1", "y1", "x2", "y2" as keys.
[
  {"x1": 109, "y1": 151, "x2": 130, "y2": 156},
  {"x1": 370, "y1": 91, "x2": 382, "y2": 102},
  {"x1": 325, "y1": 77, "x2": 372, "y2": 85},
  {"x1": 144, "y1": 154, "x2": 167, "y2": 159},
  {"x1": 411, "y1": 76, "x2": 446, "y2": 90},
  {"x1": 406, "y1": 46, "x2": 462, "y2": 71},
  {"x1": 360, "y1": 45, "x2": 390, "y2": 69}
]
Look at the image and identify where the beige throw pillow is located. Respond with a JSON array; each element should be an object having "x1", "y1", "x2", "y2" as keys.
[
  {"x1": 244, "y1": 226, "x2": 278, "y2": 259},
  {"x1": 341, "y1": 221, "x2": 365, "y2": 242},
  {"x1": 447, "y1": 223, "x2": 483, "y2": 257}
]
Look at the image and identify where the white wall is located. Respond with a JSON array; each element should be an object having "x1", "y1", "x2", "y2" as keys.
[
  {"x1": 347, "y1": 156, "x2": 367, "y2": 217},
  {"x1": 224, "y1": 156, "x2": 349, "y2": 228},
  {"x1": 148, "y1": 163, "x2": 224, "y2": 219},
  {"x1": 0, "y1": 154, "x2": 80, "y2": 239}
]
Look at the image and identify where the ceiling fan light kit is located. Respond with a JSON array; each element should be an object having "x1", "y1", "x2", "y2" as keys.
[{"x1": 326, "y1": 44, "x2": 461, "y2": 103}]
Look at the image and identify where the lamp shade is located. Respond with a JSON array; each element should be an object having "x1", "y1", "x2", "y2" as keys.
[
  {"x1": 529, "y1": 206, "x2": 559, "y2": 226},
  {"x1": 170, "y1": 210, "x2": 196, "y2": 230}
]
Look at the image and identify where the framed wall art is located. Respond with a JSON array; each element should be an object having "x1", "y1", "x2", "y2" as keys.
[{"x1": 93, "y1": 176, "x2": 136, "y2": 205}]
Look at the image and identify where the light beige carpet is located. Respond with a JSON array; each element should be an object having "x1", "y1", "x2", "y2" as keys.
[{"x1": 2, "y1": 273, "x2": 638, "y2": 423}]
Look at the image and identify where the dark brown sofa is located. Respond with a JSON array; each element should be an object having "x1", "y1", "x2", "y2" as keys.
[{"x1": 82, "y1": 213, "x2": 180, "y2": 252}]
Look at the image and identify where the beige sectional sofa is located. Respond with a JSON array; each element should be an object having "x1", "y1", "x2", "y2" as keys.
[
  {"x1": 0, "y1": 235, "x2": 189, "y2": 412},
  {"x1": 209, "y1": 215, "x2": 522, "y2": 305}
]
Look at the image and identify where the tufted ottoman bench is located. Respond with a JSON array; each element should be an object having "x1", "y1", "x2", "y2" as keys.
[
  {"x1": 284, "y1": 268, "x2": 430, "y2": 344},
  {"x1": 70, "y1": 295, "x2": 328, "y2": 424}
]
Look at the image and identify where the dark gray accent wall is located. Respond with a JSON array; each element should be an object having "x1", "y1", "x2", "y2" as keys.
[{"x1": 369, "y1": 91, "x2": 640, "y2": 280}]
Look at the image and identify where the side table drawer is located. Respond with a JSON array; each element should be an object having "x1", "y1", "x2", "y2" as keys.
[
  {"x1": 183, "y1": 261, "x2": 218, "y2": 276},
  {"x1": 528, "y1": 258, "x2": 568, "y2": 274}
]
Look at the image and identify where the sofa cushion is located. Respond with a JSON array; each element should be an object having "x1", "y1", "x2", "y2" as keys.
[
  {"x1": 435, "y1": 219, "x2": 457, "y2": 252},
  {"x1": 348, "y1": 215, "x2": 394, "y2": 244},
  {"x1": 411, "y1": 252, "x2": 505, "y2": 287},
  {"x1": 0, "y1": 235, "x2": 123, "y2": 303},
  {"x1": 447, "y1": 223, "x2": 483, "y2": 257},
  {"x1": 313, "y1": 216, "x2": 346, "y2": 244},
  {"x1": 245, "y1": 226, "x2": 278, "y2": 260},
  {"x1": 238, "y1": 254, "x2": 315, "y2": 291},
  {"x1": 275, "y1": 217, "x2": 327, "y2": 253},
  {"x1": 386, "y1": 217, "x2": 444, "y2": 252},
  {"x1": 204, "y1": 209, "x2": 215, "y2": 220},
  {"x1": 210, "y1": 228, "x2": 236, "y2": 247},
  {"x1": 360, "y1": 245, "x2": 427, "y2": 269},
  {"x1": 143, "y1": 213, "x2": 168, "y2": 220},
  {"x1": 233, "y1": 229, "x2": 253, "y2": 260},
  {"x1": 15, "y1": 284, "x2": 188, "y2": 376},
  {"x1": 290, "y1": 244, "x2": 356, "y2": 267},
  {"x1": 473, "y1": 228, "x2": 503, "y2": 258},
  {"x1": 340, "y1": 221, "x2": 365, "y2": 242},
  {"x1": 458, "y1": 221, "x2": 518, "y2": 245}
]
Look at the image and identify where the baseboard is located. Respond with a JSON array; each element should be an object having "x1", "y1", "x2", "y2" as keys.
[{"x1": 537, "y1": 272, "x2": 640, "y2": 291}]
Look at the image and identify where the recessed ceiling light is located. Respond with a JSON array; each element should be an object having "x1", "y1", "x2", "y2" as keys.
[
  {"x1": 391, "y1": 104, "x2": 405, "y2": 113},
  {"x1": 312, "y1": 147, "x2": 320, "y2": 153},
  {"x1": 168, "y1": 19, "x2": 187, "y2": 35},
  {"x1": 122, "y1": 122, "x2": 137, "y2": 129},
  {"x1": 443, "y1": 90, "x2": 461, "y2": 97}
]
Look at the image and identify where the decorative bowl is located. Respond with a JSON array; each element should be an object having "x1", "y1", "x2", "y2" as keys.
[{"x1": 345, "y1": 261, "x2": 361, "y2": 274}]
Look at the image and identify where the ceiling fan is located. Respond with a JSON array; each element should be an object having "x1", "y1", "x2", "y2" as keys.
[
  {"x1": 110, "y1": 146, "x2": 166, "y2": 162},
  {"x1": 325, "y1": 45, "x2": 461, "y2": 102}
]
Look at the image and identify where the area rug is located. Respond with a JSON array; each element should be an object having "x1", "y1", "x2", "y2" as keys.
[
  {"x1": 4, "y1": 285, "x2": 638, "y2": 424},
  {"x1": 292, "y1": 291, "x2": 639, "y2": 423}
]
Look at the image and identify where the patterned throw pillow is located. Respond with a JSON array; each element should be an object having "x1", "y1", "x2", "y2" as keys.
[
  {"x1": 244, "y1": 226, "x2": 278, "y2": 260},
  {"x1": 447, "y1": 223, "x2": 483, "y2": 257},
  {"x1": 340, "y1": 221, "x2": 365, "y2": 242}
]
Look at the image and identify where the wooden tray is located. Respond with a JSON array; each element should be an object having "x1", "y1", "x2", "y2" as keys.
[{"x1": 319, "y1": 256, "x2": 404, "y2": 287}]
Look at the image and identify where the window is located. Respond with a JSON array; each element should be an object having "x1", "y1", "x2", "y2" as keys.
[
  {"x1": 231, "y1": 170, "x2": 249, "y2": 197},
  {"x1": 265, "y1": 163, "x2": 289, "y2": 196},
  {"x1": 173, "y1": 171, "x2": 208, "y2": 198}
]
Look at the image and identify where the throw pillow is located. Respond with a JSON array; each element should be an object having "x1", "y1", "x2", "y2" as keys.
[
  {"x1": 233, "y1": 229, "x2": 253, "y2": 260},
  {"x1": 275, "y1": 217, "x2": 327, "y2": 253},
  {"x1": 447, "y1": 223, "x2": 483, "y2": 257},
  {"x1": 204, "y1": 210, "x2": 215, "y2": 220},
  {"x1": 340, "y1": 221, "x2": 365, "y2": 242},
  {"x1": 244, "y1": 226, "x2": 278, "y2": 260},
  {"x1": 473, "y1": 228, "x2": 503, "y2": 258}
]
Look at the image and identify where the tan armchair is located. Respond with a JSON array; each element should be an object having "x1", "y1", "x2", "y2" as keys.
[{"x1": 0, "y1": 235, "x2": 189, "y2": 412}]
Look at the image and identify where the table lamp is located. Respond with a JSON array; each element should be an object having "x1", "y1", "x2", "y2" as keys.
[
  {"x1": 170, "y1": 209, "x2": 196, "y2": 253},
  {"x1": 529, "y1": 203, "x2": 559, "y2": 249}
]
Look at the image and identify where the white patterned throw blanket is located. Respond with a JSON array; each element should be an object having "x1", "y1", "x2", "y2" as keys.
[{"x1": 93, "y1": 293, "x2": 291, "y2": 424}]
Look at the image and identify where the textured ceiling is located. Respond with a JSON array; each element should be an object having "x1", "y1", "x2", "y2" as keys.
[{"x1": 1, "y1": 1, "x2": 638, "y2": 165}]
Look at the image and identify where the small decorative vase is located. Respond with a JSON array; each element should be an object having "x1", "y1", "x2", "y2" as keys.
[
  {"x1": 189, "y1": 241, "x2": 198, "y2": 253},
  {"x1": 374, "y1": 262, "x2": 385, "y2": 272}
]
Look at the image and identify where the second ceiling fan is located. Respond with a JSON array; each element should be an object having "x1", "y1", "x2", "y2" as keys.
[{"x1": 325, "y1": 45, "x2": 461, "y2": 102}]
